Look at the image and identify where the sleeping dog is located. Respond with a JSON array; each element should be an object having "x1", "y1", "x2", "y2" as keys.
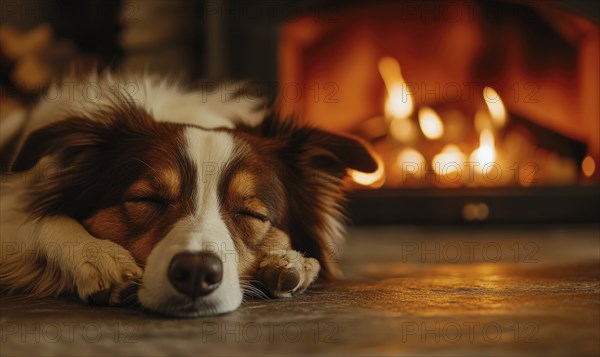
[{"x1": 0, "y1": 72, "x2": 376, "y2": 317}]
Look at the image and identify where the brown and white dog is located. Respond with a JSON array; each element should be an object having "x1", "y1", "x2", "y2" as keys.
[{"x1": 0, "y1": 71, "x2": 376, "y2": 317}]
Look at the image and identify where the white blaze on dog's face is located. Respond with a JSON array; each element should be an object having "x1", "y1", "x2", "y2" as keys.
[
  {"x1": 11, "y1": 104, "x2": 377, "y2": 317},
  {"x1": 138, "y1": 129, "x2": 241, "y2": 316}
]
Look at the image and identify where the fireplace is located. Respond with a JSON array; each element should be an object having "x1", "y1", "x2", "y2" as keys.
[
  {"x1": 271, "y1": 0, "x2": 599, "y2": 224},
  {"x1": 1, "y1": 0, "x2": 598, "y2": 224}
]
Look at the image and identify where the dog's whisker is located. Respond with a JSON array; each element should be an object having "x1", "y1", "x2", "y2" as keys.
[{"x1": 240, "y1": 282, "x2": 270, "y2": 300}]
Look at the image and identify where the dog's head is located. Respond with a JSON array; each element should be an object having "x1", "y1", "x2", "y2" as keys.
[{"x1": 11, "y1": 105, "x2": 376, "y2": 316}]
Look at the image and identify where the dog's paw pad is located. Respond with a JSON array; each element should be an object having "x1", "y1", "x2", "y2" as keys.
[
  {"x1": 278, "y1": 268, "x2": 301, "y2": 293},
  {"x1": 116, "y1": 284, "x2": 139, "y2": 307},
  {"x1": 257, "y1": 251, "x2": 321, "y2": 298},
  {"x1": 88, "y1": 289, "x2": 111, "y2": 306}
]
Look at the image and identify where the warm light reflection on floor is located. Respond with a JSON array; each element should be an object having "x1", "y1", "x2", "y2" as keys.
[{"x1": 342, "y1": 260, "x2": 600, "y2": 320}]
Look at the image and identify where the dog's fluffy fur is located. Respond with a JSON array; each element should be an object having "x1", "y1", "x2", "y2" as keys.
[{"x1": 0, "y1": 71, "x2": 376, "y2": 317}]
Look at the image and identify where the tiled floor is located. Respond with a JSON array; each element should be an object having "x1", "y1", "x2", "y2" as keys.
[{"x1": 1, "y1": 226, "x2": 599, "y2": 356}]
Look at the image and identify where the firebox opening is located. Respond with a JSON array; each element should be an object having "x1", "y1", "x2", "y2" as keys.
[
  {"x1": 278, "y1": 0, "x2": 598, "y2": 191},
  {"x1": 276, "y1": 0, "x2": 599, "y2": 225}
]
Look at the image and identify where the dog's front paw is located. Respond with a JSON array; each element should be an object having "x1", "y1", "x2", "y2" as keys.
[
  {"x1": 257, "y1": 250, "x2": 320, "y2": 298},
  {"x1": 71, "y1": 240, "x2": 142, "y2": 306}
]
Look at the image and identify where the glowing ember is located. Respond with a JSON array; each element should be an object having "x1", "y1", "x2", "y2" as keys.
[
  {"x1": 469, "y1": 129, "x2": 497, "y2": 171},
  {"x1": 418, "y1": 107, "x2": 444, "y2": 139},
  {"x1": 397, "y1": 148, "x2": 426, "y2": 168},
  {"x1": 349, "y1": 153, "x2": 385, "y2": 187},
  {"x1": 582, "y1": 155, "x2": 596, "y2": 177},
  {"x1": 378, "y1": 57, "x2": 414, "y2": 120},
  {"x1": 432, "y1": 144, "x2": 466, "y2": 175},
  {"x1": 483, "y1": 87, "x2": 507, "y2": 127}
]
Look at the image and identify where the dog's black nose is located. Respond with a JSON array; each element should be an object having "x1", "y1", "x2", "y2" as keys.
[{"x1": 167, "y1": 252, "x2": 223, "y2": 300}]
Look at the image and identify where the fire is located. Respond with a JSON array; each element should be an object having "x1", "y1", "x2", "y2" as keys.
[
  {"x1": 397, "y1": 148, "x2": 426, "y2": 169},
  {"x1": 474, "y1": 108, "x2": 493, "y2": 133},
  {"x1": 469, "y1": 129, "x2": 497, "y2": 170},
  {"x1": 378, "y1": 57, "x2": 414, "y2": 120},
  {"x1": 349, "y1": 153, "x2": 385, "y2": 187},
  {"x1": 396, "y1": 148, "x2": 426, "y2": 180},
  {"x1": 483, "y1": 87, "x2": 507, "y2": 127},
  {"x1": 432, "y1": 144, "x2": 466, "y2": 175},
  {"x1": 389, "y1": 116, "x2": 416, "y2": 142},
  {"x1": 418, "y1": 107, "x2": 444, "y2": 139}
]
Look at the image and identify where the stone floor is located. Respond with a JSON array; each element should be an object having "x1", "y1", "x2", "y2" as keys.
[{"x1": 1, "y1": 226, "x2": 599, "y2": 356}]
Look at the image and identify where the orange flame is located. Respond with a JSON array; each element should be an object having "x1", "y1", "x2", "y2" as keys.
[
  {"x1": 469, "y1": 129, "x2": 497, "y2": 171},
  {"x1": 378, "y1": 57, "x2": 414, "y2": 120},
  {"x1": 418, "y1": 107, "x2": 444, "y2": 139},
  {"x1": 483, "y1": 87, "x2": 507, "y2": 127},
  {"x1": 432, "y1": 144, "x2": 466, "y2": 175}
]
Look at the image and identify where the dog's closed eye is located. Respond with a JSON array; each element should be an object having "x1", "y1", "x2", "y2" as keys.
[
  {"x1": 235, "y1": 209, "x2": 269, "y2": 222},
  {"x1": 123, "y1": 196, "x2": 170, "y2": 224},
  {"x1": 124, "y1": 196, "x2": 169, "y2": 206}
]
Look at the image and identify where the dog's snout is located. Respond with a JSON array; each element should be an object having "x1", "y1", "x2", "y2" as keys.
[{"x1": 167, "y1": 252, "x2": 223, "y2": 299}]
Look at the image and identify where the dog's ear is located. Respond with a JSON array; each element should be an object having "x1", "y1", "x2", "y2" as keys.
[
  {"x1": 259, "y1": 115, "x2": 377, "y2": 178},
  {"x1": 259, "y1": 115, "x2": 377, "y2": 280},
  {"x1": 11, "y1": 118, "x2": 107, "y2": 172}
]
